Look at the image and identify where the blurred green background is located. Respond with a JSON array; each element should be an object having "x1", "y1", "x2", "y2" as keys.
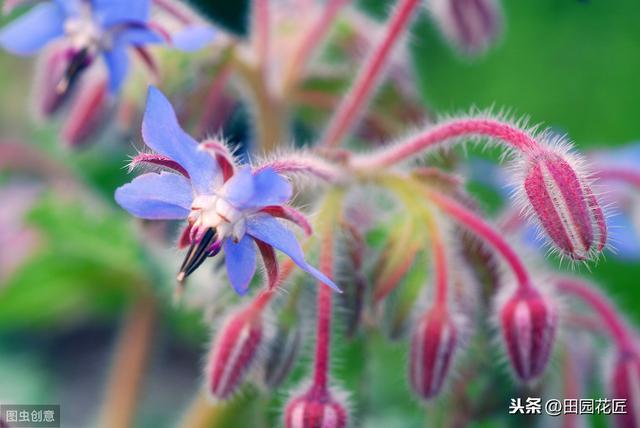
[{"x1": 0, "y1": 0, "x2": 639, "y2": 427}]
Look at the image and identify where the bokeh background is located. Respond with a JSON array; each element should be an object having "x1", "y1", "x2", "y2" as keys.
[{"x1": 0, "y1": 0, "x2": 639, "y2": 427}]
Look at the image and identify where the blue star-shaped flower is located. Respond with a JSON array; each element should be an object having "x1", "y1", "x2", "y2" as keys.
[
  {"x1": 115, "y1": 86, "x2": 339, "y2": 295},
  {"x1": 0, "y1": 0, "x2": 162, "y2": 92}
]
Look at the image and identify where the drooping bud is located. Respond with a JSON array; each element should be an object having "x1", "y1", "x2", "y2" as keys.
[
  {"x1": 284, "y1": 385, "x2": 349, "y2": 428},
  {"x1": 33, "y1": 43, "x2": 75, "y2": 117},
  {"x1": 521, "y1": 148, "x2": 607, "y2": 260},
  {"x1": 409, "y1": 307, "x2": 458, "y2": 400},
  {"x1": 498, "y1": 287, "x2": 558, "y2": 382},
  {"x1": 206, "y1": 303, "x2": 264, "y2": 401},
  {"x1": 60, "y1": 77, "x2": 111, "y2": 147},
  {"x1": 260, "y1": 323, "x2": 302, "y2": 390},
  {"x1": 428, "y1": 0, "x2": 502, "y2": 56},
  {"x1": 610, "y1": 351, "x2": 640, "y2": 428}
]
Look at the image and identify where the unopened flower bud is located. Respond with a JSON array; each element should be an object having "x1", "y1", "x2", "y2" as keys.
[
  {"x1": 284, "y1": 386, "x2": 349, "y2": 428},
  {"x1": 428, "y1": 0, "x2": 502, "y2": 56},
  {"x1": 61, "y1": 77, "x2": 111, "y2": 147},
  {"x1": 522, "y1": 149, "x2": 607, "y2": 260},
  {"x1": 34, "y1": 43, "x2": 74, "y2": 116},
  {"x1": 610, "y1": 351, "x2": 640, "y2": 428},
  {"x1": 499, "y1": 288, "x2": 558, "y2": 382},
  {"x1": 409, "y1": 307, "x2": 458, "y2": 400},
  {"x1": 206, "y1": 304, "x2": 264, "y2": 401},
  {"x1": 260, "y1": 323, "x2": 302, "y2": 390}
]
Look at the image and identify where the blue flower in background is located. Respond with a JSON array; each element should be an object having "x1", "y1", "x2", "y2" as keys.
[
  {"x1": 0, "y1": 0, "x2": 162, "y2": 92},
  {"x1": 115, "y1": 86, "x2": 339, "y2": 295}
]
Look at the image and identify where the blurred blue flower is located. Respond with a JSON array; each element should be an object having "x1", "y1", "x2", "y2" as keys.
[
  {"x1": 0, "y1": 0, "x2": 162, "y2": 92},
  {"x1": 115, "y1": 86, "x2": 339, "y2": 295}
]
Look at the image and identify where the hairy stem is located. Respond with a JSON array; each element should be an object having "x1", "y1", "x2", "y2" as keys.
[
  {"x1": 555, "y1": 277, "x2": 636, "y2": 353},
  {"x1": 351, "y1": 118, "x2": 541, "y2": 169},
  {"x1": 424, "y1": 211, "x2": 448, "y2": 307},
  {"x1": 283, "y1": 0, "x2": 349, "y2": 93},
  {"x1": 320, "y1": 0, "x2": 421, "y2": 148},
  {"x1": 97, "y1": 294, "x2": 157, "y2": 428},
  {"x1": 312, "y1": 229, "x2": 335, "y2": 390},
  {"x1": 409, "y1": 179, "x2": 533, "y2": 291}
]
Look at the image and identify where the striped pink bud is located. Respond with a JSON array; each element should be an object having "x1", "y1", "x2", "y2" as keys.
[
  {"x1": 499, "y1": 288, "x2": 558, "y2": 382},
  {"x1": 522, "y1": 149, "x2": 607, "y2": 260},
  {"x1": 610, "y1": 351, "x2": 640, "y2": 428},
  {"x1": 60, "y1": 78, "x2": 111, "y2": 147},
  {"x1": 408, "y1": 307, "x2": 458, "y2": 400},
  {"x1": 206, "y1": 305, "x2": 264, "y2": 401},
  {"x1": 284, "y1": 386, "x2": 349, "y2": 428},
  {"x1": 428, "y1": 0, "x2": 502, "y2": 56},
  {"x1": 34, "y1": 43, "x2": 73, "y2": 117}
]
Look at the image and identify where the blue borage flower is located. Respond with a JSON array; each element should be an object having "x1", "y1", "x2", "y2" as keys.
[
  {"x1": 115, "y1": 86, "x2": 339, "y2": 295},
  {"x1": 0, "y1": 0, "x2": 162, "y2": 92}
]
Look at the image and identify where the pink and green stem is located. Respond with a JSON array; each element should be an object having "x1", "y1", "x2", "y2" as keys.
[
  {"x1": 419, "y1": 184, "x2": 533, "y2": 293},
  {"x1": 320, "y1": 0, "x2": 422, "y2": 148}
]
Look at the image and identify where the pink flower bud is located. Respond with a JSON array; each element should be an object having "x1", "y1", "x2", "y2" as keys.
[
  {"x1": 206, "y1": 305, "x2": 264, "y2": 401},
  {"x1": 521, "y1": 149, "x2": 607, "y2": 260},
  {"x1": 499, "y1": 288, "x2": 558, "y2": 382},
  {"x1": 61, "y1": 78, "x2": 111, "y2": 147},
  {"x1": 409, "y1": 307, "x2": 458, "y2": 400},
  {"x1": 610, "y1": 351, "x2": 640, "y2": 428},
  {"x1": 34, "y1": 43, "x2": 73, "y2": 117},
  {"x1": 428, "y1": 0, "x2": 502, "y2": 56},
  {"x1": 284, "y1": 386, "x2": 349, "y2": 428}
]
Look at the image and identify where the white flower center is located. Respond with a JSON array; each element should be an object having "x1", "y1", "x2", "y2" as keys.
[
  {"x1": 190, "y1": 195, "x2": 247, "y2": 242},
  {"x1": 64, "y1": 4, "x2": 108, "y2": 53}
]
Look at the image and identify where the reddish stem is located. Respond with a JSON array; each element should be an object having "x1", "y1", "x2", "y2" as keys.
[
  {"x1": 252, "y1": 0, "x2": 270, "y2": 65},
  {"x1": 426, "y1": 217, "x2": 448, "y2": 306},
  {"x1": 285, "y1": 0, "x2": 349, "y2": 88},
  {"x1": 595, "y1": 168, "x2": 640, "y2": 188},
  {"x1": 312, "y1": 231, "x2": 335, "y2": 390},
  {"x1": 153, "y1": 0, "x2": 194, "y2": 25},
  {"x1": 197, "y1": 64, "x2": 232, "y2": 138},
  {"x1": 351, "y1": 118, "x2": 540, "y2": 169},
  {"x1": 320, "y1": 0, "x2": 421, "y2": 148},
  {"x1": 555, "y1": 277, "x2": 636, "y2": 353},
  {"x1": 423, "y1": 187, "x2": 532, "y2": 291}
]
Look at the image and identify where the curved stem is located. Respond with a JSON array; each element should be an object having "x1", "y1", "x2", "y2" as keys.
[
  {"x1": 404, "y1": 179, "x2": 533, "y2": 291},
  {"x1": 320, "y1": 0, "x2": 421, "y2": 148},
  {"x1": 254, "y1": 152, "x2": 346, "y2": 183},
  {"x1": 555, "y1": 277, "x2": 637, "y2": 353},
  {"x1": 595, "y1": 168, "x2": 640, "y2": 188},
  {"x1": 251, "y1": 0, "x2": 270, "y2": 67},
  {"x1": 153, "y1": 0, "x2": 196, "y2": 25},
  {"x1": 423, "y1": 209, "x2": 448, "y2": 307},
  {"x1": 98, "y1": 294, "x2": 157, "y2": 428},
  {"x1": 351, "y1": 118, "x2": 540, "y2": 169},
  {"x1": 283, "y1": 0, "x2": 349, "y2": 93}
]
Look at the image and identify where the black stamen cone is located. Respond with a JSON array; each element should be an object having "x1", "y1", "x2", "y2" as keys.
[
  {"x1": 57, "y1": 48, "x2": 91, "y2": 95},
  {"x1": 177, "y1": 228, "x2": 217, "y2": 283}
]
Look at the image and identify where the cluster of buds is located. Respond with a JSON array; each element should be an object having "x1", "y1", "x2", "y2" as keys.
[{"x1": 3, "y1": 0, "x2": 640, "y2": 427}]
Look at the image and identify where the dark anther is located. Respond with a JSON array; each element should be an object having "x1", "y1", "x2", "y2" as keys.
[
  {"x1": 57, "y1": 48, "x2": 91, "y2": 95},
  {"x1": 177, "y1": 228, "x2": 217, "y2": 283}
]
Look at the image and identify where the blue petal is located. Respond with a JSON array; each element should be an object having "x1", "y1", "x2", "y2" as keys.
[
  {"x1": 91, "y1": 0, "x2": 150, "y2": 27},
  {"x1": 223, "y1": 236, "x2": 257, "y2": 295},
  {"x1": 142, "y1": 87, "x2": 220, "y2": 195},
  {"x1": 115, "y1": 172, "x2": 192, "y2": 219},
  {"x1": 103, "y1": 47, "x2": 129, "y2": 93},
  {"x1": 222, "y1": 166, "x2": 292, "y2": 210},
  {"x1": 221, "y1": 166, "x2": 254, "y2": 208},
  {"x1": 607, "y1": 212, "x2": 640, "y2": 261},
  {"x1": 115, "y1": 27, "x2": 163, "y2": 46},
  {"x1": 171, "y1": 26, "x2": 215, "y2": 51},
  {"x1": 246, "y1": 215, "x2": 340, "y2": 291},
  {"x1": 247, "y1": 167, "x2": 292, "y2": 208},
  {"x1": 54, "y1": 0, "x2": 81, "y2": 16},
  {"x1": 0, "y1": 2, "x2": 65, "y2": 55}
]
